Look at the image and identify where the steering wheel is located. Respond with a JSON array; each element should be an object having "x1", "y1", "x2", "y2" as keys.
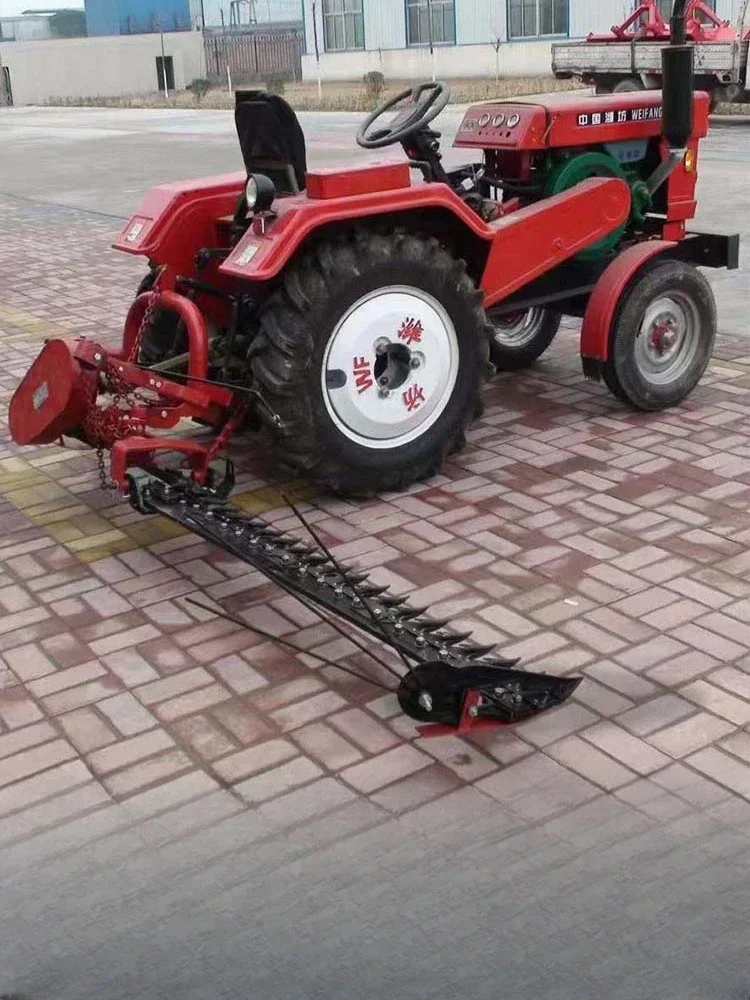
[{"x1": 356, "y1": 81, "x2": 451, "y2": 150}]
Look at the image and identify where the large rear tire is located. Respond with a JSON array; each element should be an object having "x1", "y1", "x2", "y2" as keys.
[
  {"x1": 488, "y1": 307, "x2": 562, "y2": 371},
  {"x1": 250, "y1": 230, "x2": 489, "y2": 496},
  {"x1": 602, "y1": 260, "x2": 716, "y2": 411}
]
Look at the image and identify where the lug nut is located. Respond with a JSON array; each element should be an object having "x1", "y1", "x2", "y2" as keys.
[
  {"x1": 410, "y1": 357, "x2": 420, "y2": 369},
  {"x1": 374, "y1": 337, "x2": 389, "y2": 355},
  {"x1": 378, "y1": 388, "x2": 390, "y2": 399}
]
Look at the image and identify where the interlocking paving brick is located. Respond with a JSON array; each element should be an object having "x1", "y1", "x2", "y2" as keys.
[
  {"x1": 270, "y1": 691, "x2": 347, "y2": 733},
  {"x1": 102, "y1": 649, "x2": 159, "y2": 686},
  {"x1": 680, "y1": 679, "x2": 750, "y2": 726},
  {"x1": 0, "y1": 759, "x2": 93, "y2": 817},
  {"x1": 102, "y1": 749, "x2": 194, "y2": 797},
  {"x1": 546, "y1": 735, "x2": 635, "y2": 790},
  {"x1": 517, "y1": 703, "x2": 599, "y2": 748},
  {"x1": 616, "y1": 695, "x2": 695, "y2": 736},
  {"x1": 170, "y1": 715, "x2": 236, "y2": 761},
  {"x1": 687, "y1": 747, "x2": 750, "y2": 799},
  {"x1": 615, "y1": 779, "x2": 691, "y2": 821},
  {"x1": 234, "y1": 756, "x2": 323, "y2": 804},
  {"x1": 27, "y1": 659, "x2": 106, "y2": 698},
  {"x1": 2, "y1": 643, "x2": 57, "y2": 681},
  {"x1": 0, "y1": 738, "x2": 77, "y2": 789},
  {"x1": 291, "y1": 723, "x2": 363, "y2": 771},
  {"x1": 97, "y1": 692, "x2": 158, "y2": 736},
  {"x1": 581, "y1": 722, "x2": 671, "y2": 775},
  {"x1": 340, "y1": 745, "x2": 432, "y2": 794},
  {"x1": 0, "y1": 721, "x2": 57, "y2": 760},
  {"x1": 0, "y1": 687, "x2": 44, "y2": 729},
  {"x1": 212, "y1": 739, "x2": 298, "y2": 783},
  {"x1": 585, "y1": 660, "x2": 658, "y2": 700},
  {"x1": 646, "y1": 712, "x2": 735, "y2": 758},
  {"x1": 651, "y1": 761, "x2": 731, "y2": 808},
  {"x1": 58, "y1": 708, "x2": 117, "y2": 753},
  {"x1": 135, "y1": 667, "x2": 214, "y2": 706},
  {"x1": 476, "y1": 753, "x2": 599, "y2": 821},
  {"x1": 87, "y1": 729, "x2": 175, "y2": 775},
  {"x1": 9, "y1": 196, "x2": 750, "y2": 842}
]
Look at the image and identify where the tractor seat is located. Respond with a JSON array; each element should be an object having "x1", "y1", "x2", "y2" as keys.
[{"x1": 234, "y1": 89, "x2": 307, "y2": 196}]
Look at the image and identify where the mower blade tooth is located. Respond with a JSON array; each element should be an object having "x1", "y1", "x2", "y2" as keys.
[
  {"x1": 289, "y1": 543, "x2": 312, "y2": 555},
  {"x1": 463, "y1": 643, "x2": 497, "y2": 659},
  {"x1": 344, "y1": 572, "x2": 370, "y2": 586},
  {"x1": 305, "y1": 553, "x2": 330, "y2": 565},
  {"x1": 415, "y1": 618, "x2": 451, "y2": 633},
  {"x1": 396, "y1": 606, "x2": 430, "y2": 621},
  {"x1": 357, "y1": 584, "x2": 390, "y2": 598},
  {"x1": 380, "y1": 595, "x2": 407, "y2": 608},
  {"x1": 440, "y1": 630, "x2": 474, "y2": 645}
]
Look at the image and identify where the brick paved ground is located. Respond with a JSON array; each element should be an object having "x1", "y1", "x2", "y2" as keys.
[{"x1": 3, "y1": 187, "x2": 750, "y2": 863}]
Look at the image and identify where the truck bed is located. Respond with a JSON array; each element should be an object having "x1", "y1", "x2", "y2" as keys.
[{"x1": 552, "y1": 39, "x2": 748, "y2": 77}]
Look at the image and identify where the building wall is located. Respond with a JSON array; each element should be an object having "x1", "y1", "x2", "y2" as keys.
[
  {"x1": 300, "y1": 0, "x2": 640, "y2": 80},
  {"x1": 86, "y1": 0, "x2": 192, "y2": 34},
  {"x1": 0, "y1": 14, "x2": 56, "y2": 41},
  {"x1": 0, "y1": 30, "x2": 203, "y2": 104}
]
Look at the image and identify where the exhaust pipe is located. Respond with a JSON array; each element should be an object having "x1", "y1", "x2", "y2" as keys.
[{"x1": 662, "y1": 0, "x2": 694, "y2": 149}]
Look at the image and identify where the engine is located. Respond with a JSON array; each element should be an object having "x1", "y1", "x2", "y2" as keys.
[{"x1": 454, "y1": 88, "x2": 710, "y2": 256}]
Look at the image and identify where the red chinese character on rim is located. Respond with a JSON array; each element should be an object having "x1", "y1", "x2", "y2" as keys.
[
  {"x1": 398, "y1": 317, "x2": 423, "y2": 346},
  {"x1": 402, "y1": 384, "x2": 425, "y2": 412}
]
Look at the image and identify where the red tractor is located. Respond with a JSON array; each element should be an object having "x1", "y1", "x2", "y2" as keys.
[
  {"x1": 3, "y1": 2, "x2": 740, "y2": 735},
  {"x1": 8, "y1": 2, "x2": 738, "y2": 499}
]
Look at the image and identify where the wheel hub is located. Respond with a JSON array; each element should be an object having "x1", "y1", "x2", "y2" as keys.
[
  {"x1": 322, "y1": 286, "x2": 459, "y2": 449},
  {"x1": 490, "y1": 307, "x2": 546, "y2": 348},
  {"x1": 635, "y1": 295, "x2": 699, "y2": 385}
]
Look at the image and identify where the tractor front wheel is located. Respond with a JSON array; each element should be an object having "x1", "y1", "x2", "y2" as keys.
[
  {"x1": 250, "y1": 231, "x2": 489, "y2": 496},
  {"x1": 488, "y1": 307, "x2": 562, "y2": 371},
  {"x1": 602, "y1": 260, "x2": 716, "y2": 411}
]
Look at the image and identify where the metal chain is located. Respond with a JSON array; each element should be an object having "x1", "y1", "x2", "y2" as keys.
[{"x1": 93, "y1": 291, "x2": 160, "y2": 493}]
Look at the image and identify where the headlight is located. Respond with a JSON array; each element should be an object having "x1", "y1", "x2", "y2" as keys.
[{"x1": 245, "y1": 173, "x2": 276, "y2": 213}]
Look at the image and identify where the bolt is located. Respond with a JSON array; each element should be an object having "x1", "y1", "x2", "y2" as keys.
[
  {"x1": 418, "y1": 691, "x2": 433, "y2": 713},
  {"x1": 378, "y1": 375, "x2": 390, "y2": 387},
  {"x1": 93, "y1": 352, "x2": 102, "y2": 362},
  {"x1": 410, "y1": 357, "x2": 420, "y2": 370},
  {"x1": 468, "y1": 705, "x2": 479, "y2": 718},
  {"x1": 149, "y1": 378, "x2": 155, "y2": 386},
  {"x1": 156, "y1": 381, "x2": 162, "y2": 389},
  {"x1": 374, "y1": 337, "x2": 389, "y2": 355},
  {"x1": 161, "y1": 410, "x2": 168, "y2": 418},
  {"x1": 378, "y1": 388, "x2": 390, "y2": 399}
]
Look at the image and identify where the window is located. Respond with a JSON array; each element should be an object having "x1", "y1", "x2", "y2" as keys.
[
  {"x1": 322, "y1": 0, "x2": 364, "y2": 52},
  {"x1": 657, "y1": 0, "x2": 714, "y2": 16},
  {"x1": 406, "y1": 0, "x2": 455, "y2": 46},
  {"x1": 507, "y1": 0, "x2": 568, "y2": 39},
  {"x1": 156, "y1": 56, "x2": 175, "y2": 92}
]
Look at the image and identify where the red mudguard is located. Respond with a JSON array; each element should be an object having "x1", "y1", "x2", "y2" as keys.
[{"x1": 579, "y1": 240, "x2": 677, "y2": 363}]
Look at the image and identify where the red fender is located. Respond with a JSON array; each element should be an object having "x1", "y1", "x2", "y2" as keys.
[{"x1": 580, "y1": 240, "x2": 677, "y2": 362}]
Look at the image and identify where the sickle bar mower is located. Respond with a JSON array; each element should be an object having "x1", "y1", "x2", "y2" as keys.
[{"x1": 7, "y1": 3, "x2": 738, "y2": 735}]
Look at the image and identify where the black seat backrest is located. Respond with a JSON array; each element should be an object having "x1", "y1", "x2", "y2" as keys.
[{"x1": 234, "y1": 89, "x2": 307, "y2": 195}]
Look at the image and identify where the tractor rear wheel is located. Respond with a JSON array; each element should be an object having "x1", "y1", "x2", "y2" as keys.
[
  {"x1": 602, "y1": 260, "x2": 716, "y2": 411},
  {"x1": 250, "y1": 230, "x2": 489, "y2": 496},
  {"x1": 488, "y1": 307, "x2": 562, "y2": 371},
  {"x1": 613, "y1": 77, "x2": 644, "y2": 93}
]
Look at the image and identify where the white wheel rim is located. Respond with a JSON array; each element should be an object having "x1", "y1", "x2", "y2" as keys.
[
  {"x1": 633, "y1": 293, "x2": 700, "y2": 386},
  {"x1": 490, "y1": 307, "x2": 546, "y2": 348},
  {"x1": 321, "y1": 286, "x2": 459, "y2": 449}
]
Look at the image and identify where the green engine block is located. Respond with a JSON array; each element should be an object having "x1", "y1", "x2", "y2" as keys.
[{"x1": 542, "y1": 146, "x2": 652, "y2": 261}]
